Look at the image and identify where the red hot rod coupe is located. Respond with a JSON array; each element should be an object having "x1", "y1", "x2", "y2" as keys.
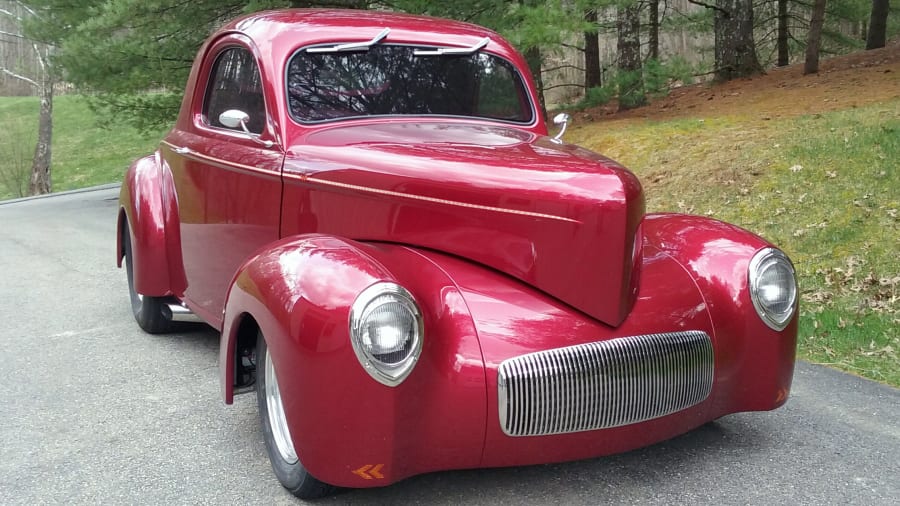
[{"x1": 117, "y1": 8, "x2": 798, "y2": 499}]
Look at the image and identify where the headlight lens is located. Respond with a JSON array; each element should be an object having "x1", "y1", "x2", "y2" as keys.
[
  {"x1": 748, "y1": 248, "x2": 798, "y2": 330},
  {"x1": 349, "y1": 282, "x2": 423, "y2": 386}
]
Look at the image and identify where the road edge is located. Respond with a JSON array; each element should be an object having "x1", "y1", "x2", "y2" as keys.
[{"x1": 0, "y1": 183, "x2": 121, "y2": 206}]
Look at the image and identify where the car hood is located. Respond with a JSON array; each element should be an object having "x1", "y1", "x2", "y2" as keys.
[{"x1": 283, "y1": 122, "x2": 644, "y2": 326}]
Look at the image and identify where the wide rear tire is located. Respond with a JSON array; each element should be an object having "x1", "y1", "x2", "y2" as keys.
[{"x1": 123, "y1": 222, "x2": 173, "y2": 334}]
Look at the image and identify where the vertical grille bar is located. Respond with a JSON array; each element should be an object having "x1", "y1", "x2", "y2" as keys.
[{"x1": 497, "y1": 331, "x2": 714, "y2": 437}]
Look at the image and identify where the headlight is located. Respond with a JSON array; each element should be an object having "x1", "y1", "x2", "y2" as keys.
[
  {"x1": 349, "y1": 282, "x2": 423, "y2": 386},
  {"x1": 748, "y1": 248, "x2": 798, "y2": 331}
]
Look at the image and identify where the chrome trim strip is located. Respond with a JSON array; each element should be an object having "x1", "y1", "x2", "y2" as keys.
[
  {"x1": 160, "y1": 140, "x2": 578, "y2": 224},
  {"x1": 306, "y1": 27, "x2": 391, "y2": 53},
  {"x1": 283, "y1": 172, "x2": 580, "y2": 224},
  {"x1": 160, "y1": 141, "x2": 281, "y2": 179},
  {"x1": 413, "y1": 37, "x2": 490, "y2": 56},
  {"x1": 498, "y1": 331, "x2": 714, "y2": 437}
]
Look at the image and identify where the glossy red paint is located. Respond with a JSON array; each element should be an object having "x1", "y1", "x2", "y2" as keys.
[
  {"x1": 221, "y1": 237, "x2": 488, "y2": 486},
  {"x1": 119, "y1": 8, "x2": 798, "y2": 494},
  {"x1": 219, "y1": 227, "x2": 794, "y2": 486},
  {"x1": 281, "y1": 122, "x2": 645, "y2": 326},
  {"x1": 641, "y1": 214, "x2": 798, "y2": 411},
  {"x1": 214, "y1": 9, "x2": 549, "y2": 140},
  {"x1": 118, "y1": 152, "x2": 178, "y2": 298}
]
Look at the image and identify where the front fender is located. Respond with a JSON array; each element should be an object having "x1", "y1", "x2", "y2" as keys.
[
  {"x1": 117, "y1": 151, "x2": 186, "y2": 297},
  {"x1": 642, "y1": 213, "x2": 797, "y2": 411},
  {"x1": 219, "y1": 235, "x2": 486, "y2": 487}
]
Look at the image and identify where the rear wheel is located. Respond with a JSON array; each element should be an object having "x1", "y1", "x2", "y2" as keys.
[
  {"x1": 123, "y1": 222, "x2": 172, "y2": 334},
  {"x1": 256, "y1": 332, "x2": 334, "y2": 499}
]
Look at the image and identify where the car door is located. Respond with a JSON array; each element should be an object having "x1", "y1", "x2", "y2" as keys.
[{"x1": 163, "y1": 40, "x2": 283, "y2": 328}]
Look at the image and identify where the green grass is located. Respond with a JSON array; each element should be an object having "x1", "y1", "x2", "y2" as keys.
[
  {"x1": 0, "y1": 95, "x2": 166, "y2": 199},
  {"x1": 571, "y1": 100, "x2": 899, "y2": 386}
]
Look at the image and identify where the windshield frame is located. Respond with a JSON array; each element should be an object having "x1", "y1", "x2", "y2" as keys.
[{"x1": 283, "y1": 42, "x2": 537, "y2": 127}]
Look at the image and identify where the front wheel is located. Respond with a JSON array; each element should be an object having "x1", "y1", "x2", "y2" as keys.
[
  {"x1": 256, "y1": 331, "x2": 334, "y2": 499},
  {"x1": 123, "y1": 222, "x2": 172, "y2": 334}
]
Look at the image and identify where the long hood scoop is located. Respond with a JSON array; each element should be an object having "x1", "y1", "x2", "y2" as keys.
[{"x1": 281, "y1": 122, "x2": 645, "y2": 326}]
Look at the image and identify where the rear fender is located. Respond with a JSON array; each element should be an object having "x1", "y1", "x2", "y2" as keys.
[
  {"x1": 219, "y1": 235, "x2": 487, "y2": 486},
  {"x1": 117, "y1": 151, "x2": 187, "y2": 297}
]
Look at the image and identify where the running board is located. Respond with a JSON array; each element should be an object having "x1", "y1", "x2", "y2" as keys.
[{"x1": 163, "y1": 302, "x2": 204, "y2": 323}]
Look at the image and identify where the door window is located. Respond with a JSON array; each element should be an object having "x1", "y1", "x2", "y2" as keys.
[{"x1": 203, "y1": 47, "x2": 266, "y2": 134}]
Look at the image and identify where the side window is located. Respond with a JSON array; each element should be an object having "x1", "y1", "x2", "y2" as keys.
[
  {"x1": 203, "y1": 47, "x2": 266, "y2": 134},
  {"x1": 475, "y1": 56, "x2": 527, "y2": 121}
]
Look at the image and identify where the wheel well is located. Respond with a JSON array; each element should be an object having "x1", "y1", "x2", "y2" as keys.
[
  {"x1": 117, "y1": 209, "x2": 128, "y2": 266},
  {"x1": 234, "y1": 314, "x2": 260, "y2": 390}
]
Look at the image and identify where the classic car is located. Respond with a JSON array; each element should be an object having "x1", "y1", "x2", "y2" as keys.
[{"x1": 116, "y1": 8, "x2": 798, "y2": 499}]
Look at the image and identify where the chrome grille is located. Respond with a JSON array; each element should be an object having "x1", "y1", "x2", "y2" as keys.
[{"x1": 498, "y1": 331, "x2": 714, "y2": 436}]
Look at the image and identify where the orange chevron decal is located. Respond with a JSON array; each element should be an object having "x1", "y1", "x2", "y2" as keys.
[{"x1": 352, "y1": 463, "x2": 385, "y2": 480}]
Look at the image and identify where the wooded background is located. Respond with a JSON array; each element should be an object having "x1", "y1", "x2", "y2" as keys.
[{"x1": 0, "y1": 0, "x2": 896, "y2": 195}]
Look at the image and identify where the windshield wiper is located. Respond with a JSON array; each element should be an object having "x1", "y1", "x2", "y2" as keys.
[
  {"x1": 413, "y1": 37, "x2": 490, "y2": 56},
  {"x1": 306, "y1": 27, "x2": 390, "y2": 53}
]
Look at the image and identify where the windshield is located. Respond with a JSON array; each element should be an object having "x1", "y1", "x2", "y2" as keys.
[{"x1": 286, "y1": 45, "x2": 534, "y2": 123}]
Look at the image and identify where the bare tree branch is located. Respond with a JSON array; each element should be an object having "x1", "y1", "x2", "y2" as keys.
[
  {"x1": 561, "y1": 42, "x2": 586, "y2": 53},
  {"x1": 0, "y1": 7, "x2": 23, "y2": 21},
  {"x1": 544, "y1": 83, "x2": 585, "y2": 91},
  {"x1": 686, "y1": 0, "x2": 729, "y2": 15},
  {"x1": 0, "y1": 4, "x2": 48, "y2": 72},
  {"x1": 544, "y1": 64, "x2": 586, "y2": 73},
  {"x1": 32, "y1": 43, "x2": 47, "y2": 73},
  {"x1": 0, "y1": 67, "x2": 39, "y2": 87},
  {"x1": 0, "y1": 29, "x2": 28, "y2": 40},
  {"x1": 11, "y1": 0, "x2": 39, "y2": 19}
]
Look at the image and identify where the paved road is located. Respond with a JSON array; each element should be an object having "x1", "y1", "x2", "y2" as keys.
[{"x1": 1, "y1": 187, "x2": 898, "y2": 505}]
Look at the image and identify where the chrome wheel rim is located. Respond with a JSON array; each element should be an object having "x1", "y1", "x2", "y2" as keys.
[{"x1": 265, "y1": 350, "x2": 298, "y2": 464}]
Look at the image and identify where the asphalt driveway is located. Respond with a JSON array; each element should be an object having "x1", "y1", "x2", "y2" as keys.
[{"x1": 1, "y1": 186, "x2": 897, "y2": 505}]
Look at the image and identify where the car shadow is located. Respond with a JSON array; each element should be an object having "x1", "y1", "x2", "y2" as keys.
[{"x1": 317, "y1": 417, "x2": 777, "y2": 504}]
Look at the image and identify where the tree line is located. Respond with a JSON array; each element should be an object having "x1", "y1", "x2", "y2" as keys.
[{"x1": 0, "y1": 0, "x2": 895, "y2": 195}]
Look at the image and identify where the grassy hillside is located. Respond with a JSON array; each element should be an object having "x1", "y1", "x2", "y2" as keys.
[
  {"x1": 569, "y1": 46, "x2": 899, "y2": 385},
  {"x1": 0, "y1": 95, "x2": 166, "y2": 199}
]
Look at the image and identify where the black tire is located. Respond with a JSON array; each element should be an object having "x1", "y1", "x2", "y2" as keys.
[
  {"x1": 256, "y1": 332, "x2": 335, "y2": 499},
  {"x1": 123, "y1": 222, "x2": 173, "y2": 334}
]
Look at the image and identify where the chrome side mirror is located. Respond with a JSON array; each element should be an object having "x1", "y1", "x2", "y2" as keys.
[
  {"x1": 218, "y1": 109, "x2": 274, "y2": 148},
  {"x1": 552, "y1": 113, "x2": 570, "y2": 142},
  {"x1": 219, "y1": 109, "x2": 250, "y2": 129}
]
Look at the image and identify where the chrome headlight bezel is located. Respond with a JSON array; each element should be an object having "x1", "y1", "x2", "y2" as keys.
[
  {"x1": 349, "y1": 282, "x2": 424, "y2": 387},
  {"x1": 748, "y1": 248, "x2": 798, "y2": 331}
]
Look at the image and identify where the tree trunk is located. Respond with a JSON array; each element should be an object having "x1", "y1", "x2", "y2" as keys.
[
  {"x1": 524, "y1": 45, "x2": 547, "y2": 121},
  {"x1": 617, "y1": 5, "x2": 645, "y2": 111},
  {"x1": 804, "y1": 0, "x2": 827, "y2": 75},
  {"x1": 584, "y1": 9, "x2": 602, "y2": 89},
  {"x1": 866, "y1": 0, "x2": 890, "y2": 49},
  {"x1": 29, "y1": 77, "x2": 52, "y2": 195},
  {"x1": 648, "y1": 0, "x2": 660, "y2": 61},
  {"x1": 777, "y1": 0, "x2": 789, "y2": 66},
  {"x1": 714, "y1": 0, "x2": 763, "y2": 81}
]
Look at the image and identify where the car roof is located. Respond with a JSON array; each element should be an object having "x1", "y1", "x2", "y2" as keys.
[{"x1": 219, "y1": 8, "x2": 501, "y2": 51}]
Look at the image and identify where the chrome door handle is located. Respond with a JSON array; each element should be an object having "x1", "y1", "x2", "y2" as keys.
[{"x1": 174, "y1": 146, "x2": 191, "y2": 155}]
